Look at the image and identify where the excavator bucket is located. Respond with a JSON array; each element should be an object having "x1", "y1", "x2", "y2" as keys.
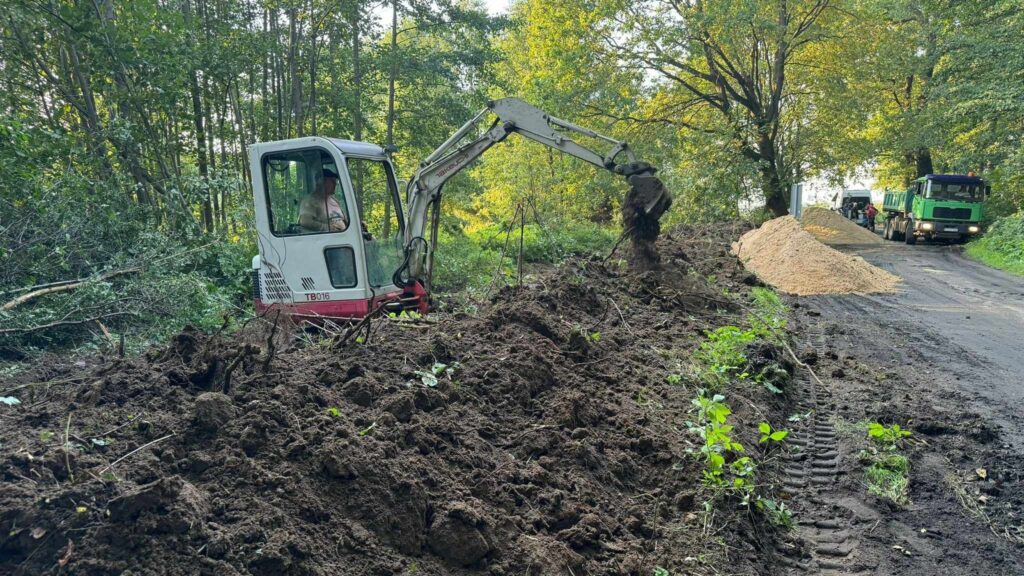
[
  {"x1": 626, "y1": 173, "x2": 671, "y2": 221},
  {"x1": 620, "y1": 172, "x2": 672, "y2": 270}
]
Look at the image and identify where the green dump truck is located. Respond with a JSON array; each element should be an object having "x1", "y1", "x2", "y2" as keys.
[{"x1": 882, "y1": 174, "x2": 989, "y2": 245}]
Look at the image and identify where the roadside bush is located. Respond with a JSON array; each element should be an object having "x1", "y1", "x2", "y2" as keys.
[{"x1": 966, "y1": 214, "x2": 1024, "y2": 276}]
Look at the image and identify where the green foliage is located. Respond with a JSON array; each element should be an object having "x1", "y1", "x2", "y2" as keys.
[
  {"x1": 756, "y1": 497, "x2": 794, "y2": 530},
  {"x1": 472, "y1": 221, "x2": 617, "y2": 264},
  {"x1": 862, "y1": 422, "x2": 912, "y2": 504},
  {"x1": 693, "y1": 326, "x2": 756, "y2": 390},
  {"x1": 867, "y1": 422, "x2": 912, "y2": 450},
  {"x1": 758, "y1": 422, "x2": 789, "y2": 444},
  {"x1": 749, "y1": 287, "x2": 788, "y2": 345},
  {"x1": 865, "y1": 454, "x2": 910, "y2": 505},
  {"x1": 966, "y1": 215, "x2": 1024, "y2": 277},
  {"x1": 687, "y1": 392, "x2": 755, "y2": 497},
  {"x1": 326, "y1": 407, "x2": 342, "y2": 418}
]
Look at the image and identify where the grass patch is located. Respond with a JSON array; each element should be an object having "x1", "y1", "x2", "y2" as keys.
[
  {"x1": 865, "y1": 454, "x2": 910, "y2": 505},
  {"x1": 859, "y1": 422, "x2": 912, "y2": 505},
  {"x1": 966, "y1": 242, "x2": 1024, "y2": 276},
  {"x1": 965, "y1": 215, "x2": 1024, "y2": 276}
]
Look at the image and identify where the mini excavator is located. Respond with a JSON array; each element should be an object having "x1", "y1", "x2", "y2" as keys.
[{"x1": 249, "y1": 98, "x2": 671, "y2": 319}]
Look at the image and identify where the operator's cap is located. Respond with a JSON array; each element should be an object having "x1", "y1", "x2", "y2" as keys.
[{"x1": 323, "y1": 167, "x2": 339, "y2": 179}]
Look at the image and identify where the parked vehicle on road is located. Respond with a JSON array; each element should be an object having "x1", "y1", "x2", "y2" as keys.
[{"x1": 882, "y1": 174, "x2": 989, "y2": 245}]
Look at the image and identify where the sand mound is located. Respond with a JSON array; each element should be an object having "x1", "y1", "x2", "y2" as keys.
[
  {"x1": 801, "y1": 206, "x2": 882, "y2": 245},
  {"x1": 732, "y1": 216, "x2": 899, "y2": 295}
]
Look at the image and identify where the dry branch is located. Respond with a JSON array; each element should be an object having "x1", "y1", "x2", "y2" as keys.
[
  {"x1": 0, "y1": 312, "x2": 138, "y2": 335},
  {"x1": 1, "y1": 268, "x2": 140, "y2": 312}
]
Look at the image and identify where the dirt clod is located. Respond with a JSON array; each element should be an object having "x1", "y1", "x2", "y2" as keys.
[
  {"x1": 621, "y1": 173, "x2": 672, "y2": 270},
  {"x1": 192, "y1": 392, "x2": 236, "y2": 431}
]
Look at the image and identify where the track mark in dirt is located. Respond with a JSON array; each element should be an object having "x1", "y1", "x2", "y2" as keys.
[{"x1": 780, "y1": 330, "x2": 875, "y2": 575}]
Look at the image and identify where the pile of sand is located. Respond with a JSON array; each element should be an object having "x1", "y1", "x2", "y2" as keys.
[
  {"x1": 732, "y1": 216, "x2": 900, "y2": 295},
  {"x1": 801, "y1": 206, "x2": 883, "y2": 245}
]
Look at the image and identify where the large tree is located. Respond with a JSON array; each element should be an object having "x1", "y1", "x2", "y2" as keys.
[{"x1": 599, "y1": 0, "x2": 835, "y2": 216}]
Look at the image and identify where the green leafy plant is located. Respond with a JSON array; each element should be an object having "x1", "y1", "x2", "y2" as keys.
[
  {"x1": 653, "y1": 568, "x2": 671, "y2": 576},
  {"x1": 693, "y1": 326, "x2": 756, "y2": 390},
  {"x1": 758, "y1": 422, "x2": 789, "y2": 444},
  {"x1": 867, "y1": 422, "x2": 912, "y2": 450},
  {"x1": 415, "y1": 361, "x2": 460, "y2": 387},
  {"x1": 748, "y1": 287, "x2": 788, "y2": 344},
  {"x1": 865, "y1": 454, "x2": 910, "y2": 504},
  {"x1": 687, "y1": 392, "x2": 753, "y2": 495},
  {"x1": 326, "y1": 407, "x2": 342, "y2": 418},
  {"x1": 665, "y1": 373, "x2": 683, "y2": 385},
  {"x1": 757, "y1": 496, "x2": 794, "y2": 529},
  {"x1": 861, "y1": 422, "x2": 912, "y2": 504}
]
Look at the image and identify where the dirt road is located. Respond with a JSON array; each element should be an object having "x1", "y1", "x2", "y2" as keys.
[
  {"x1": 809, "y1": 241, "x2": 1024, "y2": 445},
  {"x1": 780, "y1": 240, "x2": 1024, "y2": 574}
]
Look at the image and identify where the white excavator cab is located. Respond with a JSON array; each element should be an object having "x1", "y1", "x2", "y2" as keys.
[{"x1": 249, "y1": 137, "x2": 416, "y2": 320}]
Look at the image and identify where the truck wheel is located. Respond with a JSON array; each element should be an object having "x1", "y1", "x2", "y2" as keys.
[
  {"x1": 883, "y1": 219, "x2": 892, "y2": 240},
  {"x1": 904, "y1": 221, "x2": 917, "y2": 245},
  {"x1": 892, "y1": 219, "x2": 903, "y2": 241}
]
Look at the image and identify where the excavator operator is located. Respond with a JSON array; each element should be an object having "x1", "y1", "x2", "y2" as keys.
[{"x1": 299, "y1": 167, "x2": 349, "y2": 233}]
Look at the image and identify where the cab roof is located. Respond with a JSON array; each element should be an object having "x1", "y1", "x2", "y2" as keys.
[
  {"x1": 249, "y1": 136, "x2": 387, "y2": 159},
  {"x1": 918, "y1": 174, "x2": 985, "y2": 184}
]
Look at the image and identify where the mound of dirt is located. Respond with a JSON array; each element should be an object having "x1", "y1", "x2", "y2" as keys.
[
  {"x1": 732, "y1": 216, "x2": 900, "y2": 295},
  {"x1": 0, "y1": 223, "x2": 791, "y2": 576},
  {"x1": 801, "y1": 206, "x2": 882, "y2": 245}
]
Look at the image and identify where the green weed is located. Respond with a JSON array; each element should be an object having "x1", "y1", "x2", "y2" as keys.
[
  {"x1": 867, "y1": 422, "x2": 911, "y2": 450},
  {"x1": 865, "y1": 455, "x2": 910, "y2": 504},
  {"x1": 861, "y1": 422, "x2": 912, "y2": 504},
  {"x1": 687, "y1": 392, "x2": 755, "y2": 498},
  {"x1": 758, "y1": 422, "x2": 789, "y2": 444},
  {"x1": 757, "y1": 497, "x2": 794, "y2": 529},
  {"x1": 693, "y1": 326, "x2": 755, "y2": 390}
]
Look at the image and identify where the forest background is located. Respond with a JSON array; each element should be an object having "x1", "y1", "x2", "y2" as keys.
[{"x1": 1, "y1": 0, "x2": 1022, "y2": 354}]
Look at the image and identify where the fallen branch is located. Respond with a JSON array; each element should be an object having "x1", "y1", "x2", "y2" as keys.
[
  {"x1": 2, "y1": 268, "x2": 140, "y2": 312},
  {"x1": 0, "y1": 312, "x2": 138, "y2": 335}
]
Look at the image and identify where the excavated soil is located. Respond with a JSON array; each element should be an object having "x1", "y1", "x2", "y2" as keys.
[
  {"x1": 800, "y1": 207, "x2": 882, "y2": 245},
  {"x1": 0, "y1": 223, "x2": 792, "y2": 576},
  {"x1": 732, "y1": 217, "x2": 900, "y2": 296}
]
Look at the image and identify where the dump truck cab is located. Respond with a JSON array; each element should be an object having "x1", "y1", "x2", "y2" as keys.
[{"x1": 882, "y1": 174, "x2": 989, "y2": 245}]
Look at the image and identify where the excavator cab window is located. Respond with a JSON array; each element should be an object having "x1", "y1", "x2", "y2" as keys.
[
  {"x1": 348, "y1": 157, "x2": 403, "y2": 288},
  {"x1": 262, "y1": 149, "x2": 350, "y2": 236}
]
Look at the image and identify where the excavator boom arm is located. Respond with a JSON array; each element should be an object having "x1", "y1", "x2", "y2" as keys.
[{"x1": 395, "y1": 97, "x2": 661, "y2": 290}]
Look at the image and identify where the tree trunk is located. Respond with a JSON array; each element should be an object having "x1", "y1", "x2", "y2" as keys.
[
  {"x1": 351, "y1": 7, "x2": 364, "y2": 213},
  {"x1": 914, "y1": 148, "x2": 933, "y2": 178},
  {"x1": 383, "y1": 0, "x2": 400, "y2": 239},
  {"x1": 288, "y1": 7, "x2": 303, "y2": 137}
]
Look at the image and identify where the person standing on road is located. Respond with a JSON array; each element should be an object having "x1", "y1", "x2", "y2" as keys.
[{"x1": 865, "y1": 203, "x2": 878, "y2": 232}]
